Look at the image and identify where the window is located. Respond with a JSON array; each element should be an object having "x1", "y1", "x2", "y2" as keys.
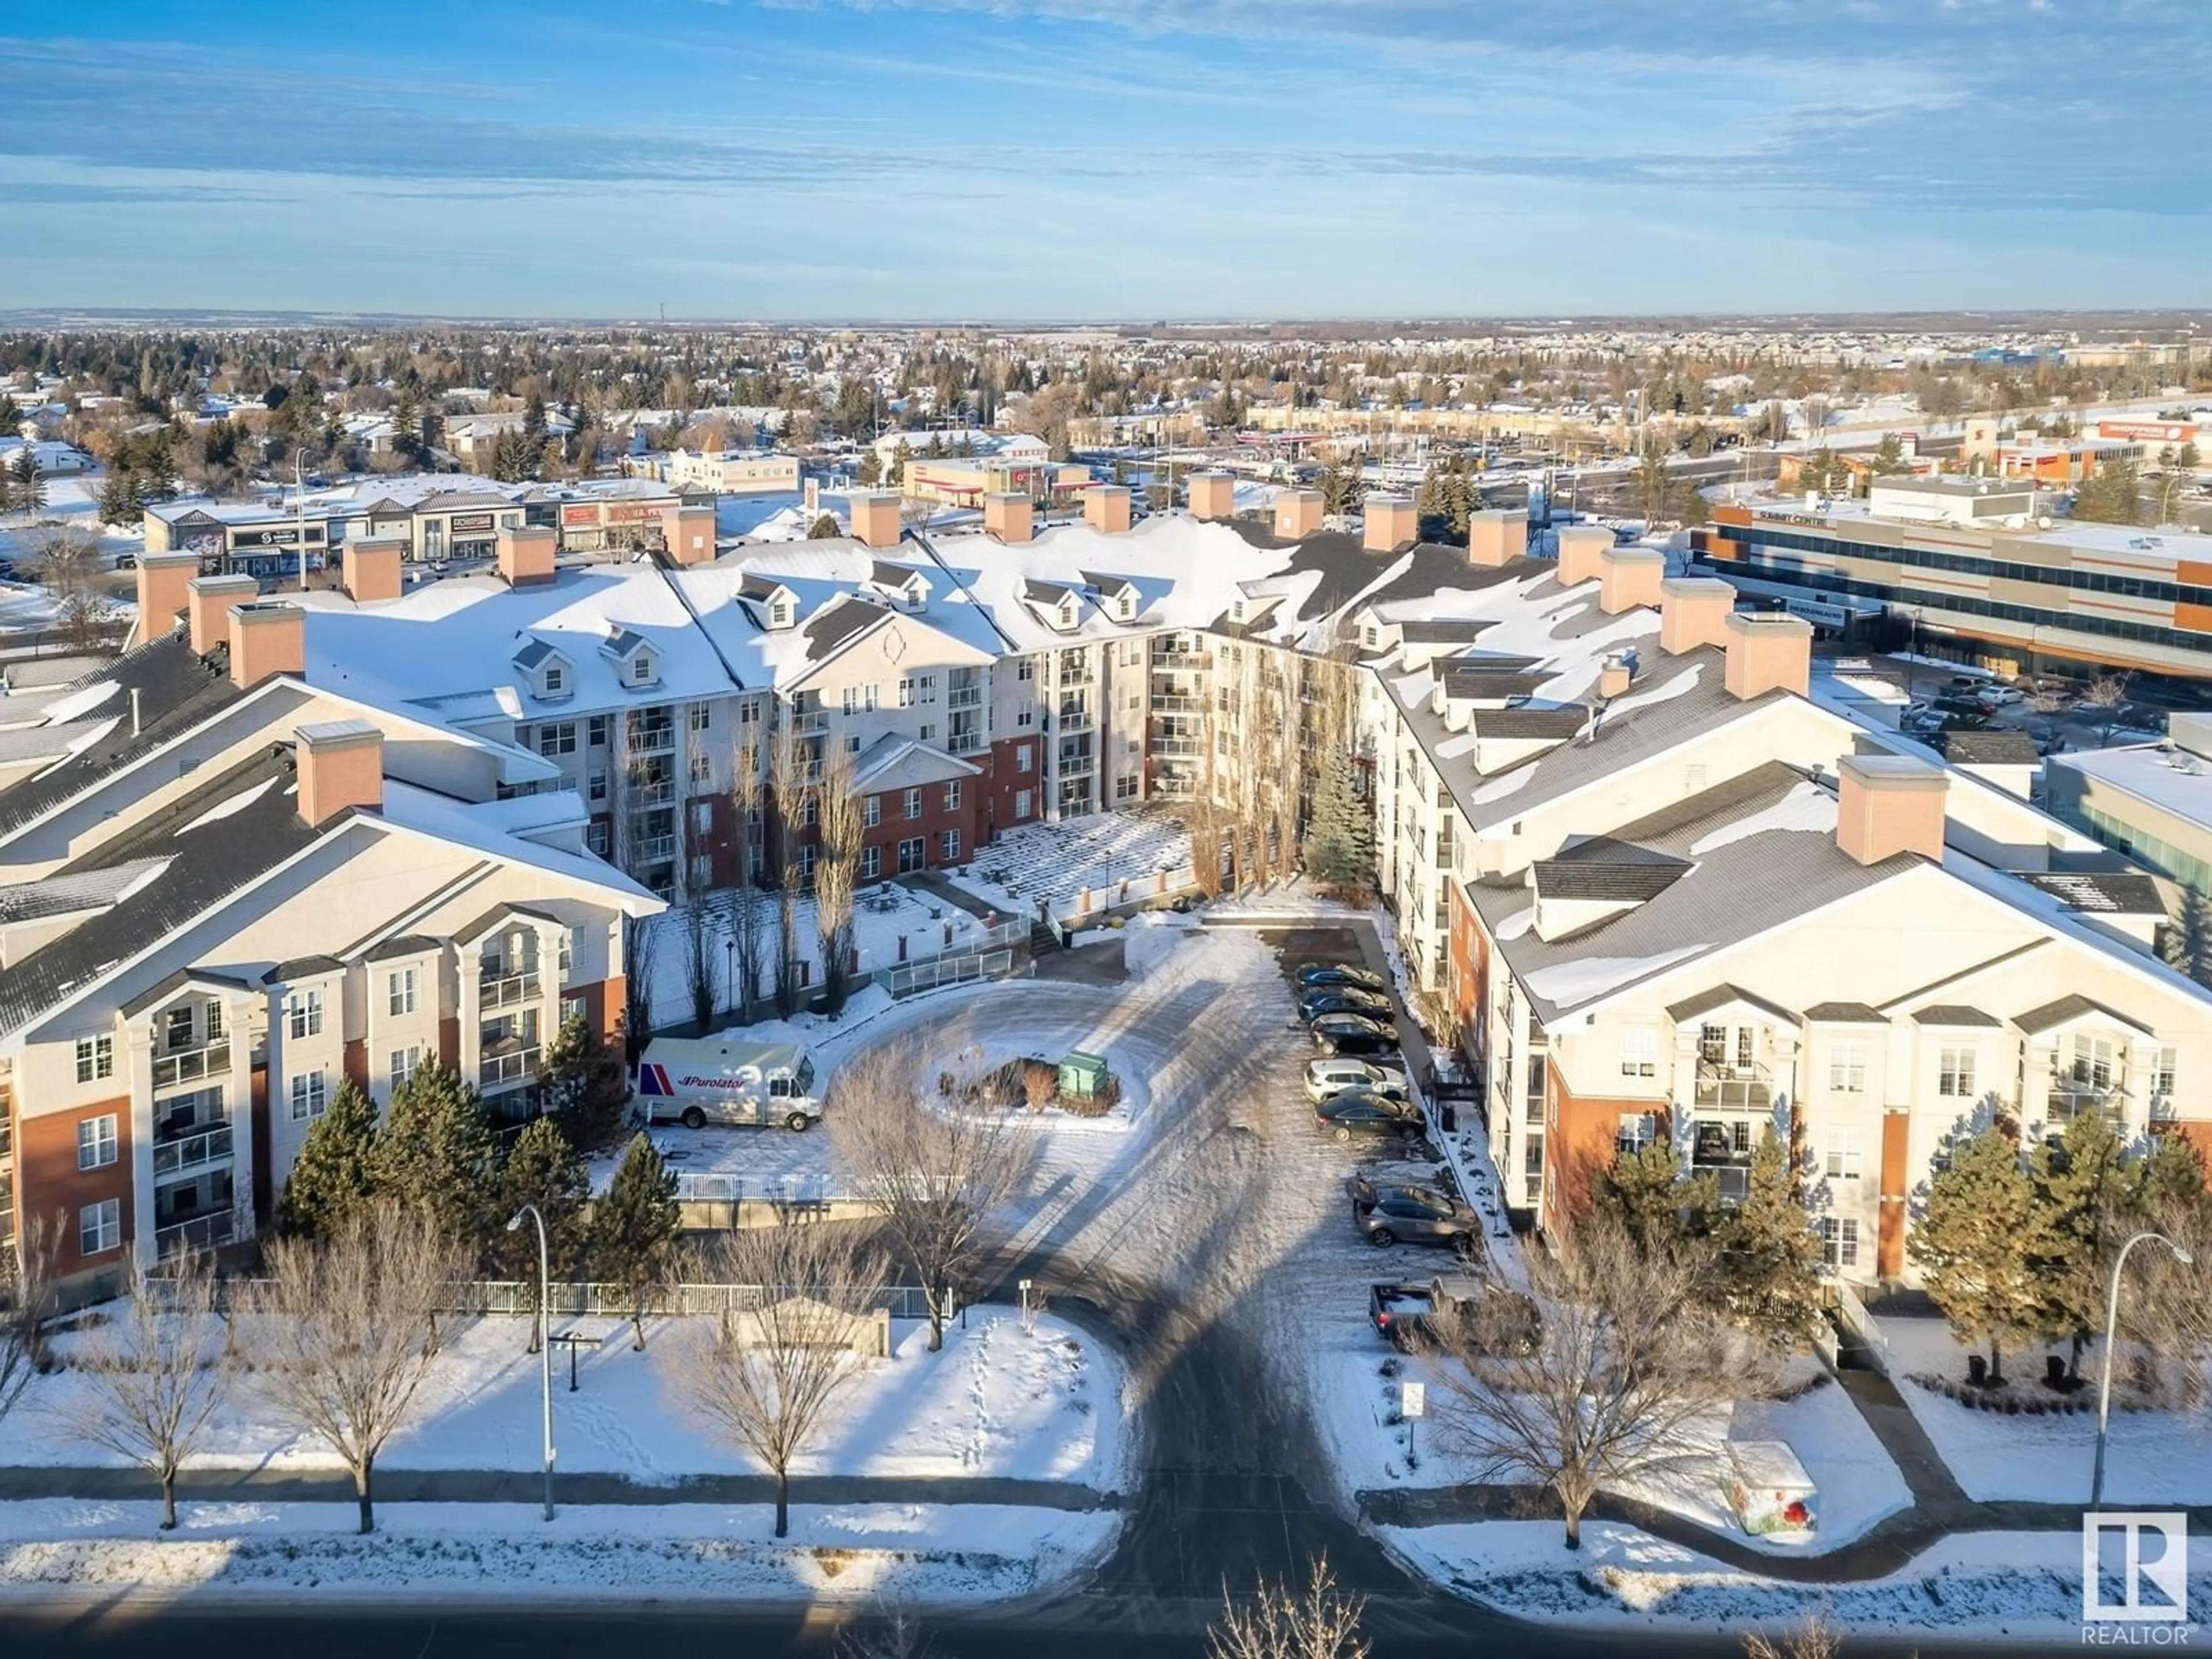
[
  {"x1": 388, "y1": 968, "x2": 418, "y2": 1017},
  {"x1": 289, "y1": 1069, "x2": 328, "y2": 1121},
  {"x1": 2154, "y1": 1045, "x2": 2178, "y2": 1104},
  {"x1": 770, "y1": 600, "x2": 791, "y2": 628},
  {"x1": 2070, "y1": 1034, "x2": 2116, "y2": 1090},
  {"x1": 75, "y1": 1034, "x2": 113, "y2": 1084},
  {"x1": 164, "y1": 1006, "x2": 195, "y2": 1051},
  {"x1": 287, "y1": 987, "x2": 324, "y2": 1040},
  {"x1": 842, "y1": 687, "x2": 860, "y2": 715},
  {"x1": 588, "y1": 821, "x2": 611, "y2": 855},
  {"x1": 1017, "y1": 744, "x2": 1032, "y2": 773},
  {"x1": 589, "y1": 715, "x2": 609, "y2": 747},
  {"x1": 1015, "y1": 789, "x2": 1033, "y2": 819},
  {"x1": 543, "y1": 666, "x2": 565, "y2": 695},
  {"x1": 1016, "y1": 657, "x2": 1035, "y2": 682},
  {"x1": 801, "y1": 797, "x2": 818, "y2": 827},
  {"x1": 1616, "y1": 1112, "x2": 1657, "y2": 1154},
  {"x1": 1116, "y1": 773, "x2": 1140, "y2": 801},
  {"x1": 690, "y1": 748, "x2": 711, "y2": 783},
  {"x1": 897, "y1": 837, "x2": 925, "y2": 873},
  {"x1": 861, "y1": 845, "x2": 881, "y2": 879},
  {"x1": 689, "y1": 702, "x2": 710, "y2": 732},
  {"x1": 1937, "y1": 1046, "x2": 1976, "y2": 1099},
  {"x1": 559, "y1": 927, "x2": 575, "y2": 974},
  {"x1": 1736, "y1": 1027, "x2": 1755, "y2": 1069},
  {"x1": 206, "y1": 1001, "x2": 224, "y2": 1043},
  {"x1": 862, "y1": 796, "x2": 881, "y2": 828},
  {"x1": 77, "y1": 1113, "x2": 118, "y2": 1171},
  {"x1": 1821, "y1": 1217, "x2": 1860, "y2": 1271},
  {"x1": 538, "y1": 721, "x2": 577, "y2": 757},
  {"x1": 79, "y1": 1199, "x2": 121, "y2": 1258},
  {"x1": 691, "y1": 853, "x2": 713, "y2": 889},
  {"x1": 1017, "y1": 707, "x2": 1033, "y2": 728},
  {"x1": 943, "y1": 781, "x2": 961, "y2": 812},
  {"x1": 941, "y1": 829, "x2": 960, "y2": 861},
  {"x1": 846, "y1": 734, "x2": 862, "y2": 753},
  {"x1": 738, "y1": 698, "x2": 759, "y2": 725},
  {"x1": 1698, "y1": 1023, "x2": 1726, "y2": 1066},
  {"x1": 588, "y1": 771, "x2": 608, "y2": 803},
  {"x1": 1620, "y1": 1028, "x2": 1658, "y2": 1079},
  {"x1": 1828, "y1": 1041, "x2": 1866, "y2": 1094},
  {"x1": 631, "y1": 656, "x2": 653, "y2": 684},
  {"x1": 390, "y1": 1045, "x2": 422, "y2": 1090},
  {"x1": 904, "y1": 786, "x2": 922, "y2": 820},
  {"x1": 691, "y1": 801, "x2": 713, "y2": 834},
  {"x1": 919, "y1": 724, "x2": 934, "y2": 741},
  {"x1": 1825, "y1": 1128, "x2": 1863, "y2": 1180}
]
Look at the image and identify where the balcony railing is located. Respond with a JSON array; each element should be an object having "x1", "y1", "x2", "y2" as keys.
[
  {"x1": 1058, "y1": 753, "x2": 1096, "y2": 776},
  {"x1": 156, "y1": 1211, "x2": 236, "y2": 1259},
  {"x1": 787, "y1": 707, "x2": 830, "y2": 736},
  {"x1": 480, "y1": 966, "x2": 542, "y2": 1009},
  {"x1": 480, "y1": 1044, "x2": 542, "y2": 1089},
  {"x1": 153, "y1": 1123, "x2": 234, "y2": 1179},
  {"x1": 2047, "y1": 1073, "x2": 2125, "y2": 1122},
  {"x1": 948, "y1": 732, "x2": 986, "y2": 756},
  {"x1": 1150, "y1": 737, "x2": 1205, "y2": 758},
  {"x1": 1693, "y1": 1159, "x2": 1753, "y2": 1203},
  {"x1": 948, "y1": 687, "x2": 983, "y2": 710},
  {"x1": 1154, "y1": 651, "x2": 1211, "y2": 670},
  {"x1": 1693, "y1": 1059, "x2": 1772, "y2": 1112},
  {"x1": 1149, "y1": 694, "x2": 1206, "y2": 714},
  {"x1": 153, "y1": 1040, "x2": 232, "y2": 1092},
  {"x1": 1056, "y1": 708, "x2": 1094, "y2": 732},
  {"x1": 635, "y1": 779, "x2": 676, "y2": 808},
  {"x1": 626, "y1": 726, "x2": 676, "y2": 756},
  {"x1": 633, "y1": 834, "x2": 677, "y2": 862}
]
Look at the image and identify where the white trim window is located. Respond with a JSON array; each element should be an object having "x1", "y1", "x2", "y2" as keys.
[
  {"x1": 1824, "y1": 1127, "x2": 1863, "y2": 1180},
  {"x1": 289, "y1": 1069, "x2": 328, "y2": 1121},
  {"x1": 1620, "y1": 1027, "x2": 1658, "y2": 1080},
  {"x1": 75, "y1": 1033, "x2": 115, "y2": 1084},
  {"x1": 287, "y1": 988, "x2": 325, "y2": 1041},
  {"x1": 1827, "y1": 1041, "x2": 1866, "y2": 1094},
  {"x1": 1820, "y1": 1217, "x2": 1859, "y2": 1271},
  {"x1": 77, "y1": 1113, "x2": 119, "y2": 1171},
  {"x1": 1937, "y1": 1045, "x2": 1976, "y2": 1099},
  {"x1": 388, "y1": 968, "x2": 418, "y2": 1018},
  {"x1": 390, "y1": 1045, "x2": 422, "y2": 1091},
  {"x1": 79, "y1": 1199, "x2": 121, "y2": 1258}
]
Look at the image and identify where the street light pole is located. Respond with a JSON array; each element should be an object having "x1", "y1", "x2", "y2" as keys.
[
  {"x1": 506, "y1": 1203, "x2": 556, "y2": 1521},
  {"x1": 2091, "y1": 1229, "x2": 2193, "y2": 1508}
]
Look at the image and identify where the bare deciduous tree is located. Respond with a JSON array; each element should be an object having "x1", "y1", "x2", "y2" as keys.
[
  {"x1": 769, "y1": 721, "x2": 813, "y2": 1017},
  {"x1": 622, "y1": 911, "x2": 657, "y2": 1057},
  {"x1": 730, "y1": 732, "x2": 768, "y2": 1014},
  {"x1": 835, "y1": 1613, "x2": 933, "y2": 1659},
  {"x1": 1743, "y1": 1612, "x2": 1842, "y2": 1659},
  {"x1": 676, "y1": 1217, "x2": 883, "y2": 1538},
  {"x1": 2082, "y1": 673, "x2": 2133, "y2": 746},
  {"x1": 1430, "y1": 1213, "x2": 1749, "y2": 1549},
  {"x1": 0, "y1": 1215, "x2": 60, "y2": 1431},
  {"x1": 680, "y1": 722, "x2": 720, "y2": 1030},
  {"x1": 827, "y1": 1040, "x2": 1036, "y2": 1353},
  {"x1": 1207, "y1": 1558, "x2": 1369, "y2": 1659},
  {"x1": 241, "y1": 1202, "x2": 464, "y2": 1533},
  {"x1": 814, "y1": 741, "x2": 863, "y2": 1014},
  {"x1": 65, "y1": 1251, "x2": 230, "y2": 1530}
]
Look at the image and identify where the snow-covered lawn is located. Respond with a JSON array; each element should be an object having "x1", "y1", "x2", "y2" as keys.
[
  {"x1": 1883, "y1": 1314, "x2": 2212, "y2": 1505},
  {"x1": 0, "y1": 1497, "x2": 1113, "y2": 1603},
  {"x1": 1386, "y1": 1521, "x2": 2211, "y2": 1641},
  {"x1": 6, "y1": 1310, "x2": 1124, "y2": 1490},
  {"x1": 950, "y1": 810, "x2": 1192, "y2": 918}
]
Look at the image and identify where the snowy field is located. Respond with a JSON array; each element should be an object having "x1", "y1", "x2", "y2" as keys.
[
  {"x1": 1387, "y1": 1521, "x2": 2211, "y2": 1641},
  {"x1": 1882, "y1": 1315, "x2": 2212, "y2": 1505},
  {"x1": 951, "y1": 810, "x2": 1192, "y2": 918},
  {"x1": 6, "y1": 1310, "x2": 1123, "y2": 1490},
  {"x1": 0, "y1": 1498, "x2": 1114, "y2": 1603}
]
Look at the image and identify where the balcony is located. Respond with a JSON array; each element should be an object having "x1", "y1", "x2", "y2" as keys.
[
  {"x1": 156, "y1": 1211, "x2": 236, "y2": 1259},
  {"x1": 948, "y1": 687, "x2": 983, "y2": 711},
  {"x1": 1056, "y1": 707, "x2": 1094, "y2": 733},
  {"x1": 1692, "y1": 1059, "x2": 1772, "y2": 1113},
  {"x1": 635, "y1": 779, "x2": 677, "y2": 808},
  {"x1": 1150, "y1": 737, "x2": 1205, "y2": 758},
  {"x1": 479, "y1": 968, "x2": 542, "y2": 1010},
  {"x1": 153, "y1": 1040, "x2": 232, "y2": 1092},
  {"x1": 633, "y1": 834, "x2": 677, "y2": 862},
  {"x1": 2047, "y1": 1070, "x2": 2125, "y2": 1123},
  {"x1": 1154, "y1": 650, "x2": 1211, "y2": 670},
  {"x1": 480, "y1": 1042, "x2": 541, "y2": 1089},
  {"x1": 626, "y1": 725, "x2": 676, "y2": 757},
  {"x1": 1694, "y1": 1158, "x2": 1754, "y2": 1203},
  {"x1": 1056, "y1": 667, "x2": 1096, "y2": 689},
  {"x1": 153, "y1": 1123, "x2": 233, "y2": 1179},
  {"x1": 948, "y1": 732, "x2": 986, "y2": 756},
  {"x1": 1058, "y1": 753, "x2": 1096, "y2": 777},
  {"x1": 787, "y1": 707, "x2": 830, "y2": 737},
  {"x1": 1149, "y1": 693, "x2": 1206, "y2": 714}
]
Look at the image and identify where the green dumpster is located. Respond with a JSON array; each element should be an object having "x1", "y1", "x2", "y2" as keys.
[{"x1": 1058, "y1": 1051, "x2": 1111, "y2": 1100}]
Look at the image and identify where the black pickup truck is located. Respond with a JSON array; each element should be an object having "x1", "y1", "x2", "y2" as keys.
[{"x1": 1368, "y1": 1273, "x2": 1486, "y2": 1351}]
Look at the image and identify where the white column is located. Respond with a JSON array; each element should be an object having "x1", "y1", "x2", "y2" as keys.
[
  {"x1": 126, "y1": 1018, "x2": 157, "y2": 1268},
  {"x1": 224, "y1": 991, "x2": 256, "y2": 1243}
]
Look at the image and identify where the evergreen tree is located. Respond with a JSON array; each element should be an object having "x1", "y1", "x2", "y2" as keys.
[
  {"x1": 96, "y1": 468, "x2": 141, "y2": 527},
  {"x1": 1715, "y1": 1127, "x2": 1824, "y2": 1354},
  {"x1": 2028, "y1": 1110, "x2": 2139, "y2": 1378},
  {"x1": 522, "y1": 393, "x2": 548, "y2": 450},
  {"x1": 370, "y1": 1061, "x2": 498, "y2": 1254},
  {"x1": 1910, "y1": 1128, "x2": 2041, "y2": 1383},
  {"x1": 2071, "y1": 457, "x2": 2146, "y2": 527},
  {"x1": 807, "y1": 513, "x2": 842, "y2": 539},
  {"x1": 1592, "y1": 1140, "x2": 1719, "y2": 1256},
  {"x1": 2138, "y1": 1129, "x2": 2209, "y2": 1218},
  {"x1": 1869, "y1": 433, "x2": 1912, "y2": 477},
  {"x1": 494, "y1": 1116, "x2": 590, "y2": 1351},
  {"x1": 593, "y1": 1132, "x2": 680, "y2": 1350},
  {"x1": 1300, "y1": 751, "x2": 1375, "y2": 897},
  {"x1": 1315, "y1": 461, "x2": 1363, "y2": 518},
  {"x1": 276, "y1": 1077, "x2": 380, "y2": 1238},
  {"x1": 853, "y1": 449, "x2": 882, "y2": 486},
  {"x1": 391, "y1": 393, "x2": 420, "y2": 463},
  {"x1": 539, "y1": 1008, "x2": 628, "y2": 1152},
  {"x1": 10, "y1": 447, "x2": 44, "y2": 513},
  {"x1": 2160, "y1": 886, "x2": 2212, "y2": 986}
]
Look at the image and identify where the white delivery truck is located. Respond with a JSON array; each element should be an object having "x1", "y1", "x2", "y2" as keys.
[{"x1": 634, "y1": 1039, "x2": 820, "y2": 1131}]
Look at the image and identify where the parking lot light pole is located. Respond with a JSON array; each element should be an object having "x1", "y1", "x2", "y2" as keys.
[
  {"x1": 2092, "y1": 1229, "x2": 2192, "y2": 1508},
  {"x1": 506, "y1": 1203, "x2": 556, "y2": 1521}
]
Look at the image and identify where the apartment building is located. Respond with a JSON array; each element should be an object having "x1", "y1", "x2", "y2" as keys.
[
  {"x1": 1693, "y1": 474, "x2": 2212, "y2": 681},
  {"x1": 0, "y1": 559, "x2": 657, "y2": 1299}
]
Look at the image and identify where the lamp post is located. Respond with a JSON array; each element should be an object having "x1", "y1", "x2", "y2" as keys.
[
  {"x1": 505, "y1": 1203, "x2": 556, "y2": 1521},
  {"x1": 724, "y1": 933, "x2": 735, "y2": 1020},
  {"x1": 2091, "y1": 1229, "x2": 2193, "y2": 1508}
]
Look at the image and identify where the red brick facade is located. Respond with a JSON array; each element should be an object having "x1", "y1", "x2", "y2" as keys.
[
  {"x1": 18, "y1": 1095, "x2": 133, "y2": 1275},
  {"x1": 983, "y1": 734, "x2": 1043, "y2": 842},
  {"x1": 858, "y1": 774, "x2": 985, "y2": 879}
]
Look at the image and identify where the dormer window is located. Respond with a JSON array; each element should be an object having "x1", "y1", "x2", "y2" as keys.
[
  {"x1": 632, "y1": 656, "x2": 654, "y2": 684},
  {"x1": 770, "y1": 599, "x2": 792, "y2": 628},
  {"x1": 544, "y1": 666, "x2": 565, "y2": 695},
  {"x1": 1059, "y1": 600, "x2": 1077, "y2": 628},
  {"x1": 1113, "y1": 593, "x2": 1135, "y2": 622}
]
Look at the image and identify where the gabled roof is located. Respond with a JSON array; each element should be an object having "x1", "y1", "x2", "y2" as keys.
[
  {"x1": 851, "y1": 733, "x2": 982, "y2": 792},
  {"x1": 1910, "y1": 1003, "x2": 2002, "y2": 1027},
  {"x1": 799, "y1": 595, "x2": 892, "y2": 664},
  {"x1": 1802, "y1": 1001, "x2": 1888, "y2": 1024},
  {"x1": 1666, "y1": 983, "x2": 1797, "y2": 1025},
  {"x1": 265, "y1": 954, "x2": 346, "y2": 984},
  {"x1": 599, "y1": 625, "x2": 652, "y2": 661},
  {"x1": 2015, "y1": 992, "x2": 2153, "y2": 1036},
  {"x1": 512, "y1": 637, "x2": 568, "y2": 673}
]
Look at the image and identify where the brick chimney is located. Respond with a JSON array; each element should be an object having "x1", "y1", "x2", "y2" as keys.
[
  {"x1": 849, "y1": 490, "x2": 903, "y2": 549},
  {"x1": 1363, "y1": 494, "x2": 1418, "y2": 552},
  {"x1": 661, "y1": 504, "x2": 718, "y2": 567},
  {"x1": 1598, "y1": 652, "x2": 1633, "y2": 699},
  {"x1": 1274, "y1": 489, "x2": 1324, "y2": 539},
  {"x1": 1722, "y1": 611, "x2": 1812, "y2": 700},
  {"x1": 228, "y1": 601, "x2": 305, "y2": 691},
  {"x1": 495, "y1": 524, "x2": 558, "y2": 588},
  {"x1": 1660, "y1": 577, "x2": 1736, "y2": 654},
  {"x1": 135, "y1": 551, "x2": 200, "y2": 642},
  {"x1": 1836, "y1": 753, "x2": 1947, "y2": 865},
  {"x1": 1467, "y1": 507, "x2": 1528, "y2": 568},
  {"x1": 1187, "y1": 472, "x2": 1236, "y2": 521},
  {"x1": 295, "y1": 719, "x2": 384, "y2": 827},
  {"x1": 187, "y1": 573, "x2": 258, "y2": 657},
  {"x1": 1599, "y1": 546, "x2": 1666, "y2": 615},
  {"x1": 1555, "y1": 524, "x2": 1613, "y2": 587},
  {"x1": 983, "y1": 491, "x2": 1035, "y2": 544},
  {"x1": 1084, "y1": 484, "x2": 1132, "y2": 535},
  {"x1": 340, "y1": 538, "x2": 404, "y2": 604}
]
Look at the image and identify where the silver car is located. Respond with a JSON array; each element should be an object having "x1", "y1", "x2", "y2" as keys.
[{"x1": 1304, "y1": 1057, "x2": 1410, "y2": 1104}]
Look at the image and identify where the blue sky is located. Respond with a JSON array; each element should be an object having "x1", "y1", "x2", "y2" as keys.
[{"x1": 0, "y1": 1, "x2": 2205, "y2": 320}]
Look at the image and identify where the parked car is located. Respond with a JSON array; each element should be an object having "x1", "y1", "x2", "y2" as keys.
[
  {"x1": 1315, "y1": 1089, "x2": 1423, "y2": 1142},
  {"x1": 1298, "y1": 987, "x2": 1394, "y2": 1022},
  {"x1": 1369, "y1": 1273, "x2": 1486, "y2": 1350},
  {"x1": 1933, "y1": 691, "x2": 1986, "y2": 717},
  {"x1": 1305, "y1": 1057, "x2": 1411, "y2": 1103},
  {"x1": 1308, "y1": 1013, "x2": 1400, "y2": 1056},
  {"x1": 1976, "y1": 685, "x2": 2025, "y2": 707},
  {"x1": 1295, "y1": 962, "x2": 1387, "y2": 991},
  {"x1": 1349, "y1": 1175, "x2": 1476, "y2": 1252}
]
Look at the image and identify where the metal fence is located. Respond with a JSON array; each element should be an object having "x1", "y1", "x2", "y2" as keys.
[
  {"x1": 883, "y1": 946, "x2": 1015, "y2": 998},
  {"x1": 200, "y1": 1277, "x2": 944, "y2": 1323},
  {"x1": 1827, "y1": 1277, "x2": 1892, "y2": 1375},
  {"x1": 671, "y1": 1171, "x2": 852, "y2": 1206}
]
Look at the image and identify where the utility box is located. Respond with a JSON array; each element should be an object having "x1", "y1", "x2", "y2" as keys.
[{"x1": 1058, "y1": 1051, "x2": 1111, "y2": 1100}]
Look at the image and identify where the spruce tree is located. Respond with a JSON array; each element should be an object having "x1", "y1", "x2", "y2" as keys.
[
  {"x1": 2138, "y1": 1130, "x2": 2209, "y2": 1218},
  {"x1": 371, "y1": 1060, "x2": 498, "y2": 1255},
  {"x1": 1910, "y1": 1128, "x2": 2041, "y2": 1384},
  {"x1": 592, "y1": 1132, "x2": 680, "y2": 1350},
  {"x1": 97, "y1": 469, "x2": 140, "y2": 527},
  {"x1": 276, "y1": 1077, "x2": 380, "y2": 1238},
  {"x1": 540, "y1": 1008, "x2": 628, "y2": 1150},
  {"x1": 495, "y1": 1116, "x2": 590, "y2": 1350},
  {"x1": 1592, "y1": 1139, "x2": 1720, "y2": 1256},
  {"x1": 1300, "y1": 751, "x2": 1376, "y2": 897},
  {"x1": 11, "y1": 448, "x2": 44, "y2": 513},
  {"x1": 2028, "y1": 1110, "x2": 2138, "y2": 1378},
  {"x1": 1715, "y1": 1127, "x2": 1824, "y2": 1354}
]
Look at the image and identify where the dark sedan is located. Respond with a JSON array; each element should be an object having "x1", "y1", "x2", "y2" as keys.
[
  {"x1": 1308, "y1": 1013, "x2": 1399, "y2": 1056},
  {"x1": 1315, "y1": 1090, "x2": 1423, "y2": 1142},
  {"x1": 1299, "y1": 987, "x2": 1394, "y2": 1023},
  {"x1": 1295, "y1": 961, "x2": 1387, "y2": 991}
]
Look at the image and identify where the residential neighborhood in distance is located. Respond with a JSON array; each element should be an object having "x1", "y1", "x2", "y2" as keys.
[{"x1": 1, "y1": 2, "x2": 2209, "y2": 1656}]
